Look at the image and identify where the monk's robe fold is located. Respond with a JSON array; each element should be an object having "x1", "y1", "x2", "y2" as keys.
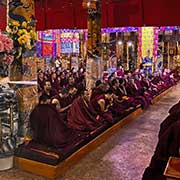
[
  {"x1": 30, "y1": 104, "x2": 81, "y2": 148},
  {"x1": 159, "y1": 101, "x2": 180, "y2": 138},
  {"x1": 68, "y1": 96, "x2": 103, "y2": 133}
]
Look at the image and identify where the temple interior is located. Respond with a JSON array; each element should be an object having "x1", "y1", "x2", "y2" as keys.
[{"x1": 1, "y1": 0, "x2": 180, "y2": 180}]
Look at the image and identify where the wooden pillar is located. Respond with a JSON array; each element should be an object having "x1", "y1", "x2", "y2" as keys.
[{"x1": 85, "y1": 0, "x2": 102, "y2": 90}]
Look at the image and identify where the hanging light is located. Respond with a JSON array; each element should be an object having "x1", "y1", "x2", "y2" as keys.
[
  {"x1": 118, "y1": 41, "x2": 123, "y2": 45},
  {"x1": 128, "y1": 42, "x2": 132, "y2": 47}
]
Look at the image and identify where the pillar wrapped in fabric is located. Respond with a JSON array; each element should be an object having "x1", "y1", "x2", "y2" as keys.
[
  {"x1": 8, "y1": 81, "x2": 38, "y2": 138},
  {"x1": 7, "y1": 0, "x2": 36, "y2": 81},
  {"x1": 0, "y1": 85, "x2": 18, "y2": 170},
  {"x1": 6, "y1": 0, "x2": 38, "y2": 140},
  {"x1": 85, "y1": 0, "x2": 102, "y2": 90}
]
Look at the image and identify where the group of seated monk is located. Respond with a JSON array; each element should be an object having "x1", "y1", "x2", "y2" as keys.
[
  {"x1": 38, "y1": 67, "x2": 85, "y2": 97},
  {"x1": 142, "y1": 100, "x2": 180, "y2": 180},
  {"x1": 31, "y1": 67, "x2": 179, "y2": 151}
]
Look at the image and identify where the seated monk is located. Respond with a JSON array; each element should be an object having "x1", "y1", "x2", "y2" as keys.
[
  {"x1": 51, "y1": 89, "x2": 72, "y2": 122},
  {"x1": 90, "y1": 80, "x2": 104, "y2": 101},
  {"x1": 142, "y1": 117, "x2": 180, "y2": 180},
  {"x1": 30, "y1": 94, "x2": 81, "y2": 148},
  {"x1": 40, "y1": 80, "x2": 58, "y2": 98},
  {"x1": 109, "y1": 79, "x2": 134, "y2": 117},
  {"x1": 68, "y1": 90, "x2": 103, "y2": 133},
  {"x1": 159, "y1": 101, "x2": 180, "y2": 138},
  {"x1": 89, "y1": 89, "x2": 114, "y2": 124},
  {"x1": 127, "y1": 78, "x2": 149, "y2": 109}
]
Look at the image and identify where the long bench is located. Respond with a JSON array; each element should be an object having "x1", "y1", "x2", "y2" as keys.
[{"x1": 14, "y1": 86, "x2": 175, "y2": 179}]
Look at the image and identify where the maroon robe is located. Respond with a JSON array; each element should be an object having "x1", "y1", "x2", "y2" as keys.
[
  {"x1": 90, "y1": 95, "x2": 114, "y2": 124},
  {"x1": 50, "y1": 79, "x2": 60, "y2": 92},
  {"x1": 30, "y1": 104, "x2": 80, "y2": 148},
  {"x1": 143, "y1": 119, "x2": 180, "y2": 180},
  {"x1": 127, "y1": 83, "x2": 149, "y2": 109},
  {"x1": 90, "y1": 87, "x2": 104, "y2": 101},
  {"x1": 68, "y1": 96, "x2": 103, "y2": 133},
  {"x1": 159, "y1": 101, "x2": 180, "y2": 138}
]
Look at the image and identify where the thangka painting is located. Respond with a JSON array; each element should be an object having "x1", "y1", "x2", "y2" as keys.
[
  {"x1": 36, "y1": 30, "x2": 57, "y2": 58},
  {"x1": 138, "y1": 27, "x2": 158, "y2": 75},
  {"x1": 60, "y1": 31, "x2": 80, "y2": 54},
  {"x1": 36, "y1": 30, "x2": 80, "y2": 57}
]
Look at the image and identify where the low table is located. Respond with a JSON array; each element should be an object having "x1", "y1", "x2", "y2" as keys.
[{"x1": 164, "y1": 157, "x2": 180, "y2": 179}]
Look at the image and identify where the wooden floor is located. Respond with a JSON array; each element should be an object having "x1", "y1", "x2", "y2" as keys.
[{"x1": 15, "y1": 86, "x2": 174, "y2": 179}]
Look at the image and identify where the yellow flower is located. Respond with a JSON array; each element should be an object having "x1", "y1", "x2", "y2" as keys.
[
  {"x1": 12, "y1": 21, "x2": 20, "y2": 27},
  {"x1": 18, "y1": 35, "x2": 27, "y2": 45},
  {"x1": 30, "y1": 30, "x2": 36, "y2": 40},
  {"x1": 22, "y1": 21, "x2": 27, "y2": 28},
  {"x1": 22, "y1": 29, "x2": 28, "y2": 35},
  {"x1": 17, "y1": 29, "x2": 24, "y2": 36}
]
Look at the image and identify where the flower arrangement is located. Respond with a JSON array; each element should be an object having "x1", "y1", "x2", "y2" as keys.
[
  {"x1": 6, "y1": 20, "x2": 36, "y2": 60},
  {"x1": 0, "y1": 31, "x2": 14, "y2": 65}
]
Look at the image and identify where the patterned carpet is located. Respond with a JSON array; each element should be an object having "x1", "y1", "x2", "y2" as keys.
[{"x1": 0, "y1": 84, "x2": 180, "y2": 180}]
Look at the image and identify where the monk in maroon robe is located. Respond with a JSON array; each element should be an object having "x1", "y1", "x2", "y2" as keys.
[
  {"x1": 143, "y1": 118, "x2": 180, "y2": 180},
  {"x1": 51, "y1": 89, "x2": 72, "y2": 122},
  {"x1": 159, "y1": 101, "x2": 180, "y2": 138},
  {"x1": 41, "y1": 80, "x2": 58, "y2": 98},
  {"x1": 30, "y1": 94, "x2": 81, "y2": 148},
  {"x1": 90, "y1": 80, "x2": 103, "y2": 101},
  {"x1": 127, "y1": 78, "x2": 149, "y2": 109},
  {"x1": 68, "y1": 90, "x2": 103, "y2": 133},
  {"x1": 89, "y1": 90, "x2": 114, "y2": 124},
  {"x1": 50, "y1": 72, "x2": 60, "y2": 92},
  {"x1": 109, "y1": 79, "x2": 134, "y2": 117}
]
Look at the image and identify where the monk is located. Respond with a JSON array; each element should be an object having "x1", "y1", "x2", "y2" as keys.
[
  {"x1": 109, "y1": 79, "x2": 134, "y2": 117},
  {"x1": 40, "y1": 80, "x2": 58, "y2": 98},
  {"x1": 50, "y1": 72, "x2": 60, "y2": 92},
  {"x1": 159, "y1": 101, "x2": 180, "y2": 138},
  {"x1": 127, "y1": 78, "x2": 149, "y2": 109},
  {"x1": 68, "y1": 90, "x2": 103, "y2": 133},
  {"x1": 89, "y1": 89, "x2": 114, "y2": 124},
  {"x1": 142, "y1": 117, "x2": 180, "y2": 180},
  {"x1": 30, "y1": 94, "x2": 81, "y2": 148},
  {"x1": 51, "y1": 88, "x2": 72, "y2": 121},
  {"x1": 90, "y1": 80, "x2": 108, "y2": 101}
]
